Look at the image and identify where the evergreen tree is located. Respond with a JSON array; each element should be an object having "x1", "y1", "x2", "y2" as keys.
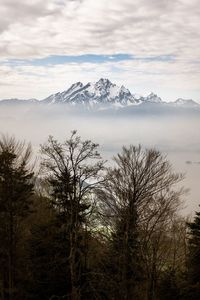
[
  {"x1": 41, "y1": 131, "x2": 104, "y2": 300},
  {"x1": 158, "y1": 269, "x2": 180, "y2": 300},
  {"x1": 0, "y1": 136, "x2": 34, "y2": 300},
  {"x1": 187, "y1": 206, "x2": 200, "y2": 298},
  {"x1": 28, "y1": 216, "x2": 70, "y2": 300}
]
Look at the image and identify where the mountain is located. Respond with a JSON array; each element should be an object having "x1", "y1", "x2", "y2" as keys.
[
  {"x1": 0, "y1": 78, "x2": 199, "y2": 110},
  {"x1": 143, "y1": 92, "x2": 162, "y2": 103},
  {"x1": 42, "y1": 78, "x2": 140, "y2": 107},
  {"x1": 171, "y1": 98, "x2": 200, "y2": 107},
  {"x1": 0, "y1": 98, "x2": 38, "y2": 105},
  {"x1": 42, "y1": 79, "x2": 168, "y2": 107}
]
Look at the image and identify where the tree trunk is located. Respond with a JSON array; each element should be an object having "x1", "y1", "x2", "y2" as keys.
[
  {"x1": 147, "y1": 259, "x2": 157, "y2": 300},
  {"x1": 8, "y1": 211, "x2": 14, "y2": 300},
  {"x1": 69, "y1": 230, "x2": 80, "y2": 300}
]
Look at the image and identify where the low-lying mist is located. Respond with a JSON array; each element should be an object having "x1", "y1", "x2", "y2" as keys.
[{"x1": 1, "y1": 103, "x2": 200, "y2": 215}]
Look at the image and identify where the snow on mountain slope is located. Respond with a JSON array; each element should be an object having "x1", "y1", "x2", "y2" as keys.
[
  {"x1": 42, "y1": 79, "x2": 168, "y2": 107},
  {"x1": 42, "y1": 78, "x2": 140, "y2": 106},
  {"x1": 143, "y1": 92, "x2": 162, "y2": 103},
  {"x1": 0, "y1": 79, "x2": 199, "y2": 110},
  {"x1": 172, "y1": 98, "x2": 199, "y2": 107}
]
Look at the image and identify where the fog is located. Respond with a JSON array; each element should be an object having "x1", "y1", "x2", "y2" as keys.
[{"x1": 0, "y1": 103, "x2": 200, "y2": 215}]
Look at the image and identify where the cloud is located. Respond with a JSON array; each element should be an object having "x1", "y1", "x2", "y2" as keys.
[
  {"x1": 0, "y1": 0, "x2": 200, "y2": 100},
  {"x1": 2, "y1": 54, "x2": 133, "y2": 67},
  {"x1": 0, "y1": 0, "x2": 199, "y2": 59},
  {"x1": 0, "y1": 57, "x2": 200, "y2": 102}
]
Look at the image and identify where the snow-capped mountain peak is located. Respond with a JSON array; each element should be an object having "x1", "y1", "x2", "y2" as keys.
[
  {"x1": 144, "y1": 92, "x2": 162, "y2": 103},
  {"x1": 174, "y1": 98, "x2": 199, "y2": 107},
  {"x1": 1, "y1": 79, "x2": 199, "y2": 110},
  {"x1": 95, "y1": 78, "x2": 112, "y2": 88},
  {"x1": 68, "y1": 81, "x2": 84, "y2": 92},
  {"x1": 42, "y1": 78, "x2": 140, "y2": 106}
]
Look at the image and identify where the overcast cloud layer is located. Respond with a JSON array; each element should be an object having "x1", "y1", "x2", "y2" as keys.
[{"x1": 0, "y1": 0, "x2": 200, "y2": 101}]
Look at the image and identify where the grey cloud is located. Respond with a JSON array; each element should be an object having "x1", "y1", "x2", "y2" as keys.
[
  {"x1": 0, "y1": 0, "x2": 199, "y2": 59},
  {"x1": 0, "y1": 0, "x2": 63, "y2": 33},
  {"x1": 0, "y1": 0, "x2": 199, "y2": 102},
  {"x1": 0, "y1": 82, "x2": 14, "y2": 86}
]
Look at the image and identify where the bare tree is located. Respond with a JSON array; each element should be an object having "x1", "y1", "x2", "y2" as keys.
[
  {"x1": 41, "y1": 131, "x2": 105, "y2": 300},
  {"x1": 97, "y1": 145, "x2": 185, "y2": 300}
]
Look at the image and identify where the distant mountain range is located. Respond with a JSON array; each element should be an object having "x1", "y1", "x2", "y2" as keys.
[{"x1": 0, "y1": 78, "x2": 199, "y2": 110}]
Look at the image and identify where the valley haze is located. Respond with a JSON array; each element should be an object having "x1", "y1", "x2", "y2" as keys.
[
  {"x1": 1, "y1": 1, "x2": 200, "y2": 298},
  {"x1": 0, "y1": 78, "x2": 200, "y2": 215}
]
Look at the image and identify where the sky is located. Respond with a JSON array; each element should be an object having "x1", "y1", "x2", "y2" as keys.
[{"x1": 0, "y1": 0, "x2": 200, "y2": 102}]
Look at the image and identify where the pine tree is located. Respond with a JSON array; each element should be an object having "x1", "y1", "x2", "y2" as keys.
[
  {"x1": 187, "y1": 206, "x2": 200, "y2": 298},
  {"x1": 41, "y1": 131, "x2": 104, "y2": 300},
  {"x1": 0, "y1": 136, "x2": 34, "y2": 300}
]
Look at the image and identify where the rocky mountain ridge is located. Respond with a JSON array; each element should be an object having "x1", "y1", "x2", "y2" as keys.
[{"x1": 0, "y1": 78, "x2": 199, "y2": 109}]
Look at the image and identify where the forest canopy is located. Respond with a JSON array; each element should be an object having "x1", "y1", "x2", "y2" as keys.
[{"x1": 0, "y1": 132, "x2": 199, "y2": 300}]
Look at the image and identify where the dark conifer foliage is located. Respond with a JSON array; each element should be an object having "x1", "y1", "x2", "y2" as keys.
[
  {"x1": 40, "y1": 131, "x2": 105, "y2": 300},
  {"x1": 188, "y1": 208, "x2": 200, "y2": 281},
  {"x1": 0, "y1": 132, "x2": 197, "y2": 300},
  {"x1": 186, "y1": 207, "x2": 200, "y2": 299},
  {"x1": 0, "y1": 136, "x2": 34, "y2": 300},
  {"x1": 28, "y1": 217, "x2": 70, "y2": 299}
]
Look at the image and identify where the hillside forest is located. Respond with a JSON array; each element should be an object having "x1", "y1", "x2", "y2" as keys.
[{"x1": 0, "y1": 131, "x2": 199, "y2": 300}]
